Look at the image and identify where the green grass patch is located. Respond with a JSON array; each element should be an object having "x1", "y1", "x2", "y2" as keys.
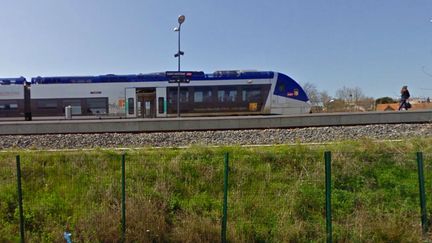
[{"x1": 1, "y1": 138, "x2": 432, "y2": 241}]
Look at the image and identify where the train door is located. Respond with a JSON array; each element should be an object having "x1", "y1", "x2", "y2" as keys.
[
  {"x1": 156, "y1": 87, "x2": 167, "y2": 117},
  {"x1": 125, "y1": 88, "x2": 136, "y2": 118},
  {"x1": 136, "y1": 88, "x2": 156, "y2": 118}
]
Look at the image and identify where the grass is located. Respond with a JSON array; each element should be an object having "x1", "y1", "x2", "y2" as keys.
[{"x1": 1, "y1": 138, "x2": 432, "y2": 242}]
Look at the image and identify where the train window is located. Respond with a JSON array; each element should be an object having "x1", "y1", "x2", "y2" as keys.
[
  {"x1": 158, "y1": 97, "x2": 164, "y2": 114},
  {"x1": 128, "y1": 98, "x2": 134, "y2": 115},
  {"x1": 194, "y1": 91, "x2": 203, "y2": 102},
  {"x1": 63, "y1": 100, "x2": 82, "y2": 115},
  {"x1": 242, "y1": 89, "x2": 261, "y2": 102},
  {"x1": 168, "y1": 88, "x2": 189, "y2": 104},
  {"x1": 168, "y1": 89, "x2": 175, "y2": 104},
  {"x1": 194, "y1": 88, "x2": 212, "y2": 103},
  {"x1": 0, "y1": 103, "x2": 18, "y2": 110},
  {"x1": 278, "y1": 83, "x2": 285, "y2": 92},
  {"x1": 217, "y1": 89, "x2": 237, "y2": 102},
  {"x1": 86, "y1": 98, "x2": 107, "y2": 114},
  {"x1": 180, "y1": 90, "x2": 189, "y2": 102},
  {"x1": 37, "y1": 100, "x2": 58, "y2": 109}
]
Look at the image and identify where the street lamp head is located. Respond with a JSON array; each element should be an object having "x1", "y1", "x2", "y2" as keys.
[
  {"x1": 178, "y1": 15, "x2": 185, "y2": 25},
  {"x1": 173, "y1": 27, "x2": 179, "y2": 31}
]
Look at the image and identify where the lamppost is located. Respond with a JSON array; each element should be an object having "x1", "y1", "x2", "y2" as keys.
[{"x1": 174, "y1": 15, "x2": 185, "y2": 117}]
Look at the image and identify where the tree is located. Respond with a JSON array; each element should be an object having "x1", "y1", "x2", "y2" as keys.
[
  {"x1": 334, "y1": 86, "x2": 376, "y2": 111},
  {"x1": 319, "y1": 91, "x2": 332, "y2": 104},
  {"x1": 302, "y1": 82, "x2": 320, "y2": 106},
  {"x1": 375, "y1": 97, "x2": 396, "y2": 104},
  {"x1": 303, "y1": 84, "x2": 376, "y2": 112},
  {"x1": 335, "y1": 86, "x2": 365, "y2": 102},
  {"x1": 326, "y1": 99, "x2": 346, "y2": 112}
]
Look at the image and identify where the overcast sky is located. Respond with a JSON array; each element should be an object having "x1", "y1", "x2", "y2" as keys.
[{"x1": 1, "y1": 0, "x2": 432, "y2": 99}]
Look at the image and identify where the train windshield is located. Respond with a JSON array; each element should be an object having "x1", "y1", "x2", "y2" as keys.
[{"x1": 273, "y1": 73, "x2": 309, "y2": 102}]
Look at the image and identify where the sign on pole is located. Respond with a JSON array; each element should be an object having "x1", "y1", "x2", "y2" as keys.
[{"x1": 166, "y1": 71, "x2": 204, "y2": 83}]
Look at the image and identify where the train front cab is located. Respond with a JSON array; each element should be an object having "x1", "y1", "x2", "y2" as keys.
[
  {"x1": 270, "y1": 73, "x2": 311, "y2": 114},
  {"x1": 125, "y1": 87, "x2": 167, "y2": 118}
]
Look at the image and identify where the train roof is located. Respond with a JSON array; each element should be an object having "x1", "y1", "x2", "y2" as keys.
[
  {"x1": 30, "y1": 70, "x2": 275, "y2": 84},
  {"x1": 0, "y1": 77, "x2": 27, "y2": 85}
]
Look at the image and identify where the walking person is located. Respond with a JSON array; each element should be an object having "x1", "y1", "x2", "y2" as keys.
[{"x1": 398, "y1": 85, "x2": 410, "y2": 110}]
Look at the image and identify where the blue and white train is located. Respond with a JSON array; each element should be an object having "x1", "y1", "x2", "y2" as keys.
[{"x1": 0, "y1": 70, "x2": 311, "y2": 118}]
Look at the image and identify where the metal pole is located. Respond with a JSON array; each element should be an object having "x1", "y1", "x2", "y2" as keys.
[
  {"x1": 16, "y1": 155, "x2": 25, "y2": 243},
  {"x1": 121, "y1": 153, "x2": 126, "y2": 242},
  {"x1": 416, "y1": 152, "x2": 428, "y2": 235},
  {"x1": 23, "y1": 83, "x2": 32, "y2": 121},
  {"x1": 177, "y1": 26, "x2": 181, "y2": 117},
  {"x1": 178, "y1": 26, "x2": 181, "y2": 72},
  {"x1": 324, "y1": 151, "x2": 332, "y2": 243},
  {"x1": 221, "y1": 152, "x2": 229, "y2": 243}
]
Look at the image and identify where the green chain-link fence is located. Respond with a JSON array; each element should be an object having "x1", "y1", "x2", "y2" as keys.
[{"x1": 1, "y1": 148, "x2": 431, "y2": 242}]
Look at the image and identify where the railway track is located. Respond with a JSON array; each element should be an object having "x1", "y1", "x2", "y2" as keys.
[{"x1": 1, "y1": 123, "x2": 431, "y2": 150}]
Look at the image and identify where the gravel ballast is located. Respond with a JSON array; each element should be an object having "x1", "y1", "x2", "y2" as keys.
[{"x1": 0, "y1": 123, "x2": 431, "y2": 150}]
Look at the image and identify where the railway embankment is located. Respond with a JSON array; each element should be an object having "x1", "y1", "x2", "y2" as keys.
[{"x1": 1, "y1": 140, "x2": 432, "y2": 241}]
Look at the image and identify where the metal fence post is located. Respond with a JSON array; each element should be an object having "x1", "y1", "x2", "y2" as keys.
[
  {"x1": 325, "y1": 151, "x2": 332, "y2": 243},
  {"x1": 416, "y1": 152, "x2": 428, "y2": 235},
  {"x1": 16, "y1": 155, "x2": 25, "y2": 243},
  {"x1": 121, "y1": 153, "x2": 126, "y2": 243},
  {"x1": 221, "y1": 152, "x2": 229, "y2": 243}
]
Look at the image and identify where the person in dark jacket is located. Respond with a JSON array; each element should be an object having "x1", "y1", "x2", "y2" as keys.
[{"x1": 398, "y1": 85, "x2": 410, "y2": 110}]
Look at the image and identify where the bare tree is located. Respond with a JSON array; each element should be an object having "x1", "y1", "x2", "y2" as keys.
[
  {"x1": 335, "y1": 86, "x2": 376, "y2": 111},
  {"x1": 335, "y1": 86, "x2": 364, "y2": 101},
  {"x1": 319, "y1": 90, "x2": 332, "y2": 104},
  {"x1": 303, "y1": 84, "x2": 375, "y2": 112},
  {"x1": 351, "y1": 87, "x2": 365, "y2": 103},
  {"x1": 302, "y1": 82, "x2": 320, "y2": 106},
  {"x1": 318, "y1": 90, "x2": 333, "y2": 112}
]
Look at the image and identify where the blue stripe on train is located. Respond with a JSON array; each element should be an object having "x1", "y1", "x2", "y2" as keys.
[{"x1": 31, "y1": 71, "x2": 275, "y2": 84}]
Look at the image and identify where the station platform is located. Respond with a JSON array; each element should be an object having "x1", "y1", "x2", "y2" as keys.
[{"x1": 0, "y1": 110, "x2": 431, "y2": 135}]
